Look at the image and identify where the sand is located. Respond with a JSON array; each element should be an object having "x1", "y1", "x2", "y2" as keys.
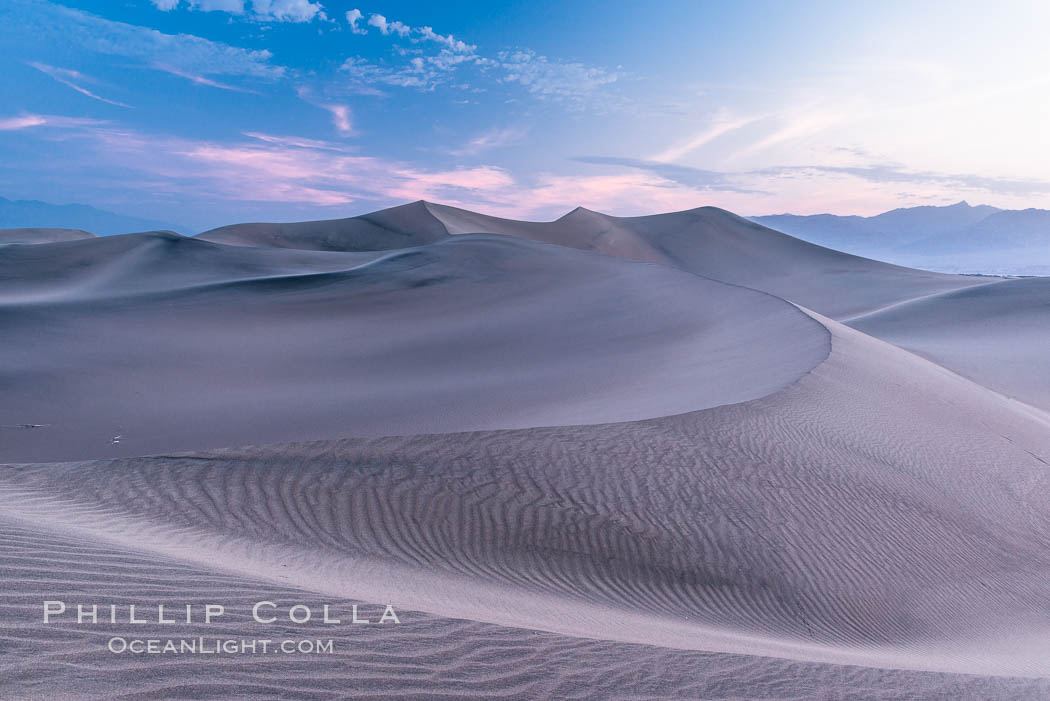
[
  {"x1": 2, "y1": 201, "x2": 1049, "y2": 699},
  {"x1": 0, "y1": 227, "x2": 96, "y2": 245},
  {"x1": 196, "y1": 200, "x2": 450, "y2": 251},
  {"x1": 0, "y1": 231, "x2": 826, "y2": 463},
  {"x1": 848, "y1": 276, "x2": 1050, "y2": 411}
]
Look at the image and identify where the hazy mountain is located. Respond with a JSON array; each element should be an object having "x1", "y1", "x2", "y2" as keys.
[
  {"x1": 752, "y1": 201, "x2": 1050, "y2": 274},
  {"x1": 0, "y1": 196, "x2": 183, "y2": 235},
  {"x1": 907, "y1": 208, "x2": 1050, "y2": 252}
]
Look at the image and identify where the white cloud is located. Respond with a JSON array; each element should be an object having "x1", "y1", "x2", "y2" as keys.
[
  {"x1": 251, "y1": 0, "x2": 324, "y2": 23},
  {"x1": 416, "y1": 25, "x2": 473, "y2": 53},
  {"x1": 345, "y1": 9, "x2": 367, "y2": 34},
  {"x1": 355, "y1": 12, "x2": 474, "y2": 52},
  {"x1": 151, "y1": 0, "x2": 325, "y2": 22},
  {"x1": 497, "y1": 49, "x2": 619, "y2": 101},
  {"x1": 27, "y1": 62, "x2": 133, "y2": 108},
  {"x1": 368, "y1": 13, "x2": 410, "y2": 37}
]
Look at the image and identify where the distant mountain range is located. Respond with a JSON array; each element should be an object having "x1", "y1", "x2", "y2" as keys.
[
  {"x1": 753, "y1": 202, "x2": 1050, "y2": 275},
  {"x1": 0, "y1": 196, "x2": 183, "y2": 236}
]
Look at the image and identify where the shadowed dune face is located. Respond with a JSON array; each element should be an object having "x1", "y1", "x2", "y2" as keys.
[
  {"x1": 0, "y1": 233, "x2": 828, "y2": 462},
  {"x1": 196, "y1": 200, "x2": 450, "y2": 251},
  {"x1": 849, "y1": 276, "x2": 1050, "y2": 411},
  {"x1": 0, "y1": 227, "x2": 96, "y2": 244}
]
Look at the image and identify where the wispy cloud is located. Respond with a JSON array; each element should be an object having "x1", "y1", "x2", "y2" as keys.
[
  {"x1": 294, "y1": 88, "x2": 356, "y2": 136},
  {"x1": 321, "y1": 104, "x2": 354, "y2": 135},
  {"x1": 0, "y1": 112, "x2": 107, "y2": 131},
  {"x1": 10, "y1": 118, "x2": 721, "y2": 218},
  {"x1": 731, "y1": 111, "x2": 846, "y2": 160},
  {"x1": 448, "y1": 127, "x2": 528, "y2": 156},
  {"x1": 149, "y1": 64, "x2": 260, "y2": 93},
  {"x1": 27, "y1": 62, "x2": 133, "y2": 108},
  {"x1": 764, "y1": 164, "x2": 1050, "y2": 198},
  {"x1": 580, "y1": 154, "x2": 1050, "y2": 202},
  {"x1": 650, "y1": 111, "x2": 762, "y2": 162},
  {"x1": 243, "y1": 131, "x2": 354, "y2": 152},
  {"x1": 2, "y1": 0, "x2": 283, "y2": 90},
  {"x1": 575, "y1": 156, "x2": 766, "y2": 194}
]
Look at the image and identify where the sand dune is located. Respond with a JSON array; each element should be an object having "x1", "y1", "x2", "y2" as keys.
[
  {"x1": 0, "y1": 229, "x2": 382, "y2": 303},
  {"x1": 6, "y1": 518, "x2": 1050, "y2": 700},
  {"x1": 849, "y1": 276, "x2": 1050, "y2": 411},
  {"x1": 426, "y1": 202, "x2": 993, "y2": 318},
  {"x1": 0, "y1": 227, "x2": 96, "y2": 244},
  {"x1": 4, "y1": 512, "x2": 1050, "y2": 700},
  {"x1": 197, "y1": 200, "x2": 450, "y2": 251},
  {"x1": 4, "y1": 200, "x2": 1050, "y2": 698},
  {"x1": 3, "y1": 308, "x2": 1050, "y2": 697},
  {"x1": 0, "y1": 232, "x2": 827, "y2": 462},
  {"x1": 199, "y1": 201, "x2": 988, "y2": 318}
]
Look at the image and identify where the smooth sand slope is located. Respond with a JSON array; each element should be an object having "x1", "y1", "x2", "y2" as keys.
[
  {"x1": 0, "y1": 232, "x2": 827, "y2": 462},
  {"x1": 0, "y1": 227, "x2": 96, "y2": 244},
  {"x1": 849, "y1": 276, "x2": 1050, "y2": 411},
  {"x1": 3, "y1": 313, "x2": 1050, "y2": 698}
]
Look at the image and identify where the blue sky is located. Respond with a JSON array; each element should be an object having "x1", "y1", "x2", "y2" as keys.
[{"x1": 1, "y1": 0, "x2": 1048, "y2": 231}]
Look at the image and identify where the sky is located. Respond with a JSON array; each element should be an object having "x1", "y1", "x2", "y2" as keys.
[{"x1": 1, "y1": 0, "x2": 1049, "y2": 232}]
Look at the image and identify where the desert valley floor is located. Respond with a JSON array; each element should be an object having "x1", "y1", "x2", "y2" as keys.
[{"x1": 3, "y1": 202, "x2": 1050, "y2": 699}]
